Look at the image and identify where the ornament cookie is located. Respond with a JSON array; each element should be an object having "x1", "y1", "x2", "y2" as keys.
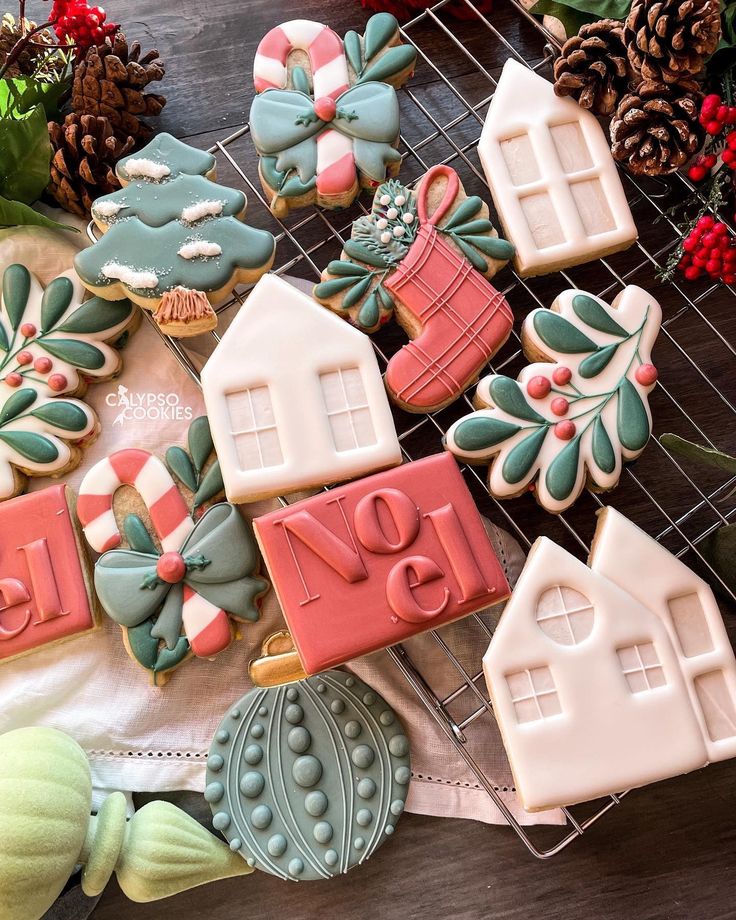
[
  {"x1": 478, "y1": 59, "x2": 637, "y2": 277},
  {"x1": 201, "y1": 274, "x2": 401, "y2": 504},
  {"x1": 74, "y1": 133, "x2": 276, "y2": 337},
  {"x1": 315, "y1": 164, "x2": 515, "y2": 413},
  {"x1": 0, "y1": 485, "x2": 99, "y2": 664},
  {"x1": 250, "y1": 14, "x2": 416, "y2": 216},
  {"x1": 76, "y1": 417, "x2": 269, "y2": 685},
  {"x1": 251, "y1": 453, "x2": 510, "y2": 676},
  {"x1": 206, "y1": 668, "x2": 410, "y2": 880},
  {"x1": 445, "y1": 286, "x2": 661, "y2": 514},
  {"x1": 0, "y1": 265, "x2": 135, "y2": 500},
  {"x1": 485, "y1": 507, "x2": 736, "y2": 811}
]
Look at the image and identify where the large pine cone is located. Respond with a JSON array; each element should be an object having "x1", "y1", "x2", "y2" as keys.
[
  {"x1": 610, "y1": 79, "x2": 704, "y2": 175},
  {"x1": 554, "y1": 19, "x2": 630, "y2": 117},
  {"x1": 71, "y1": 32, "x2": 166, "y2": 143},
  {"x1": 625, "y1": 0, "x2": 721, "y2": 83},
  {"x1": 47, "y1": 114, "x2": 135, "y2": 218}
]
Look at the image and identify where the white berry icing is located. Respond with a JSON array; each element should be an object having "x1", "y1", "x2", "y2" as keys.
[
  {"x1": 123, "y1": 158, "x2": 172, "y2": 181},
  {"x1": 101, "y1": 262, "x2": 159, "y2": 289},
  {"x1": 177, "y1": 240, "x2": 223, "y2": 260},
  {"x1": 180, "y1": 200, "x2": 226, "y2": 224}
]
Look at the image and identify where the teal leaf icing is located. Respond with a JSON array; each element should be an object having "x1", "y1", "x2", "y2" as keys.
[
  {"x1": 452, "y1": 416, "x2": 521, "y2": 452},
  {"x1": 116, "y1": 133, "x2": 216, "y2": 182},
  {"x1": 325, "y1": 261, "x2": 369, "y2": 278},
  {"x1": 572, "y1": 293, "x2": 628, "y2": 337},
  {"x1": 38, "y1": 338, "x2": 106, "y2": 371},
  {"x1": 460, "y1": 235, "x2": 515, "y2": 260},
  {"x1": 532, "y1": 311, "x2": 597, "y2": 353},
  {"x1": 443, "y1": 197, "x2": 484, "y2": 230},
  {"x1": 3, "y1": 263, "x2": 30, "y2": 330},
  {"x1": 364, "y1": 12, "x2": 400, "y2": 61},
  {"x1": 39, "y1": 276, "x2": 74, "y2": 332},
  {"x1": 30, "y1": 401, "x2": 89, "y2": 432},
  {"x1": 125, "y1": 618, "x2": 190, "y2": 675},
  {"x1": 377, "y1": 284, "x2": 394, "y2": 311},
  {"x1": 56, "y1": 297, "x2": 133, "y2": 335},
  {"x1": 0, "y1": 388, "x2": 36, "y2": 425},
  {"x1": 342, "y1": 275, "x2": 373, "y2": 309},
  {"x1": 545, "y1": 436, "x2": 581, "y2": 501},
  {"x1": 0, "y1": 430, "x2": 59, "y2": 463},
  {"x1": 453, "y1": 237, "x2": 488, "y2": 273},
  {"x1": 444, "y1": 219, "x2": 494, "y2": 236},
  {"x1": 343, "y1": 238, "x2": 391, "y2": 268},
  {"x1": 488, "y1": 377, "x2": 546, "y2": 424},
  {"x1": 344, "y1": 30, "x2": 363, "y2": 76},
  {"x1": 0, "y1": 320, "x2": 8, "y2": 352},
  {"x1": 617, "y1": 378, "x2": 650, "y2": 451},
  {"x1": 578, "y1": 342, "x2": 619, "y2": 378},
  {"x1": 592, "y1": 417, "x2": 616, "y2": 474},
  {"x1": 280, "y1": 173, "x2": 318, "y2": 197},
  {"x1": 194, "y1": 460, "x2": 225, "y2": 510},
  {"x1": 314, "y1": 276, "x2": 363, "y2": 299},
  {"x1": 291, "y1": 66, "x2": 311, "y2": 95},
  {"x1": 124, "y1": 514, "x2": 157, "y2": 555},
  {"x1": 166, "y1": 445, "x2": 197, "y2": 492},
  {"x1": 188, "y1": 415, "x2": 215, "y2": 474},
  {"x1": 501, "y1": 426, "x2": 548, "y2": 484},
  {"x1": 206, "y1": 670, "x2": 410, "y2": 881},
  {"x1": 357, "y1": 291, "x2": 380, "y2": 329},
  {"x1": 357, "y1": 45, "x2": 417, "y2": 84}
]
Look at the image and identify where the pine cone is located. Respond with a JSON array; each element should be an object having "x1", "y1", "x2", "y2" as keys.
[
  {"x1": 625, "y1": 0, "x2": 721, "y2": 84},
  {"x1": 47, "y1": 114, "x2": 135, "y2": 218},
  {"x1": 554, "y1": 19, "x2": 630, "y2": 117},
  {"x1": 71, "y1": 32, "x2": 166, "y2": 143},
  {"x1": 0, "y1": 13, "x2": 67, "y2": 80},
  {"x1": 610, "y1": 79, "x2": 704, "y2": 175}
]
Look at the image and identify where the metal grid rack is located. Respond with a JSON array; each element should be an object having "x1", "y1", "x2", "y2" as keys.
[{"x1": 138, "y1": 0, "x2": 736, "y2": 858}]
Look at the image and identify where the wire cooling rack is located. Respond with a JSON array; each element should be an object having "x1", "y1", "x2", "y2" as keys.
[{"x1": 135, "y1": 0, "x2": 736, "y2": 858}]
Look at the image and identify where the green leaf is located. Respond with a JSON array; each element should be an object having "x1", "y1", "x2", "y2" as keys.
[
  {"x1": 617, "y1": 378, "x2": 650, "y2": 452},
  {"x1": 279, "y1": 172, "x2": 316, "y2": 197},
  {"x1": 325, "y1": 260, "x2": 369, "y2": 278},
  {"x1": 501, "y1": 426, "x2": 548, "y2": 484},
  {"x1": 357, "y1": 44, "x2": 416, "y2": 85},
  {"x1": 0, "y1": 105, "x2": 52, "y2": 204},
  {"x1": 165, "y1": 446, "x2": 197, "y2": 491},
  {"x1": 659, "y1": 434, "x2": 736, "y2": 475},
  {"x1": 342, "y1": 274, "x2": 373, "y2": 309},
  {"x1": 452, "y1": 416, "x2": 521, "y2": 452},
  {"x1": 0, "y1": 320, "x2": 8, "y2": 352},
  {"x1": 488, "y1": 377, "x2": 546, "y2": 423},
  {"x1": 578, "y1": 342, "x2": 619, "y2": 378},
  {"x1": 592, "y1": 417, "x2": 616, "y2": 474},
  {"x1": 194, "y1": 459, "x2": 224, "y2": 509},
  {"x1": 0, "y1": 430, "x2": 58, "y2": 463},
  {"x1": 454, "y1": 236, "x2": 488, "y2": 273},
  {"x1": 358, "y1": 291, "x2": 380, "y2": 329},
  {"x1": 344, "y1": 238, "x2": 391, "y2": 268},
  {"x1": 461, "y1": 235, "x2": 515, "y2": 261},
  {"x1": 0, "y1": 388, "x2": 36, "y2": 425},
  {"x1": 38, "y1": 338, "x2": 106, "y2": 370},
  {"x1": 532, "y1": 310, "x2": 597, "y2": 353},
  {"x1": 546, "y1": 436, "x2": 581, "y2": 502},
  {"x1": 377, "y1": 284, "x2": 394, "y2": 311},
  {"x1": 0, "y1": 194, "x2": 78, "y2": 232},
  {"x1": 364, "y1": 12, "x2": 399, "y2": 61},
  {"x1": 446, "y1": 219, "x2": 494, "y2": 236},
  {"x1": 529, "y1": 0, "x2": 630, "y2": 35},
  {"x1": 124, "y1": 514, "x2": 158, "y2": 554},
  {"x1": 188, "y1": 416, "x2": 215, "y2": 473},
  {"x1": 39, "y1": 276, "x2": 74, "y2": 332},
  {"x1": 0, "y1": 76, "x2": 70, "y2": 119},
  {"x1": 30, "y1": 401, "x2": 88, "y2": 431},
  {"x1": 56, "y1": 297, "x2": 131, "y2": 334},
  {"x1": 571, "y1": 294, "x2": 628, "y2": 337},
  {"x1": 700, "y1": 524, "x2": 736, "y2": 598},
  {"x1": 154, "y1": 636, "x2": 191, "y2": 674},
  {"x1": 443, "y1": 196, "x2": 484, "y2": 230},
  {"x1": 291, "y1": 66, "x2": 311, "y2": 95},
  {"x1": 344, "y1": 30, "x2": 363, "y2": 75},
  {"x1": 126, "y1": 620, "x2": 190, "y2": 675},
  {"x1": 314, "y1": 275, "x2": 362, "y2": 300},
  {"x1": 3, "y1": 263, "x2": 30, "y2": 330}
]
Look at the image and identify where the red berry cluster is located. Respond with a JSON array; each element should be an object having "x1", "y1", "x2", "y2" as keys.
[
  {"x1": 49, "y1": 0, "x2": 117, "y2": 50},
  {"x1": 678, "y1": 215, "x2": 736, "y2": 283},
  {"x1": 699, "y1": 94, "x2": 736, "y2": 136},
  {"x1": 2, "y1": 324, "x2": 68, "y2": 392}
]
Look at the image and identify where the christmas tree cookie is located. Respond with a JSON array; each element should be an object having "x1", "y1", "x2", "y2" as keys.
[
  {"x1": 0, "y1": 265, "x2": 135, "y2": 501},
  {"x1": 74, "y1": 133, "x2": 276, "y2": 337},
  {"x1": 445, "y1": 286, "x2": 661, "y2": 513},
  {"x1": 315, "y1": 164, "x2": 515, "y2": 413}
]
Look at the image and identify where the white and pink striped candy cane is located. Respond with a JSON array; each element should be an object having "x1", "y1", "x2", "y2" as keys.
[
  {"x1": 253, "y1": 19, "x2": 356, "y2": 197},
  {"x1": 77, "y1": 448, "x2": 232, "y2": 658}
]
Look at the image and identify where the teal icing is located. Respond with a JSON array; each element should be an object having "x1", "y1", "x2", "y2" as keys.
[
  {"x1": 488, "y1": 377, "x2": 546, "y2": 424},
  {"x1": 0, "y1": 430, "x2": 59, "y2": 463},
  {"x1": 356, "y1": 44, "x2": 416, "y2": 85},
  {"x1": 617, "y1": 377, "x2": 650, "y2": 451},
  {"x1": 545, "y1": 435, "x2": 581, "y2": 501},
  {"x1": 532, "y1": 310, "x2": 597, "y2": 354},
  {"x1": 2, "y1": 264, "x2": 30, "y2": 330},
  {"x1": 39, "y1": 276, "x2": 74, "y2": 331},
  {"x1": 29, "y1": 401, "x2": 89, "y2": 432},
  {"x1": 116, "y1": 132, "x2": 216, "y2": 182},
  {"x1": 571, "y1": 293, "x2": 628, "y2": 337},
  {"x1": 344, "y1": 30, "x2": 363, "y2": 75},
  {"x1": 592, "y1": 416, "x2": 616, "y2": 474},
  {"x1": 364, "y1": 13, "x2": 399, "y2": 61},
  {"x1": 452, "y1": 416, "x2": 521, "y2": 452},
  {"x1": 0, "y1": 388, "x2": 36, "y2": 425},
  {"x1": 578, "y1": 342, "x2": 619, "y2": 378},
  {"x1": 501, "y1": 426, "x2": 548, "y2": 484}
]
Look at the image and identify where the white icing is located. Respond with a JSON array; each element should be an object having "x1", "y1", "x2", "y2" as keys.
[
  {"x1": 177, "y1": 240, "x2": 223, "y2": 260},
  {"x1": 386, "y1": 208, "x2": 398, "y2": 219},
  {"x1": 394, "y1": 195, "x2": 406, "y2": 206},
  {"x1": 101, "y1": 262, "x2": 159, "y2": 289},
  {"x1": 123, "y1": 158, "x2": 171, "y2": 181},
  {"x1": 380, "y1": 231, "x2": 392, "y2": 244},
  {"x1": 376, "y1": 218, "x2": 388, "y2": 230},
  {"x1": 403, "y1": 212, "x2": 414, "y2": 224},
  {"x1": 94, "y1": 200, "x2": 125, "y2": 219},
  {"x1": 180, "y1": 199, "x2": 225, "y2": 224},
  {"x1": 392, "y1": 226, "x2": 404, "y2": 238},
  {"x1": 380, "y1": 194, "x2": 391, "y2": 206}
]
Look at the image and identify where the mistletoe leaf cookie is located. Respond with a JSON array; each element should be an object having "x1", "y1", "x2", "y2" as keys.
[
  {"x1": 0, "y1": 265, "x2": 135, "y2": 501},
  {"x1": 315, "y1": 164, "x2": 515, "y2": 413},
  {"x1": 445, "y1": 286, "x2": 662, "y2": 513},
  {"x1": 74, "y1": 133, "x2": 276, "y2": 338}
]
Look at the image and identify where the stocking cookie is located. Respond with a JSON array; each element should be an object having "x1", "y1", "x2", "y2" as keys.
[
  {"x1": 0, "y1": 264, "x2": 135, "y2": 501},
  {"x1": 315, "y1": 164, "x2": 515, "y2": 413},
  {"x1": 250, "y1": 14, "x2": 416, "y2": 216},
  {"x1": 76, "y1": 416, "x2": 269, "y2": 686},
  {"x1": 445, "y1": 286, "x2": 661, "y2": 513},
  {"x1": 74, "y1": 133, "x2": 276, "y2": 337}
]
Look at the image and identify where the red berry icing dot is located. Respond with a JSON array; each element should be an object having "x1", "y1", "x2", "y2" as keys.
[
  {"x1": 5, "y1": 373, "x2": 22, "y2": 387},
  {"x1": 156, "y1": 551, "x2": 187, "y2": 584},
  {"x1": 16, "y1": 351, "x2": 32, "y2": 366},
  {"x1": 552, "y1": 366, "x2": 572, "y2": 386},
  {"x1": 554, "y1": 420, "x2": 576, "y2": 440},
  {"x1": 635, "y1": 363, "x2": 658, "y2": 386},
  {"x1": 34, "y1": 356, "x2": 52, "y2": 373},
  {"x1": 551, "y1": 397, "x2": 569, "y2": 416},
  {"x1": 48, "y1": 373, "x2": 68, "y2": 392},
  {"x1": 526, "y1": 375, "x2": 551, "y2": 399},
  {"x1": 20, "y1": 323, "x2": 36, "y2": 338},
  {"x1": 313, "y1": 97, "x2": 337, "y2": 122}
]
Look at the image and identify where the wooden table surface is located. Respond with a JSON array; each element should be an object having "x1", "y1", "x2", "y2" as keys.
[{"x1": 29, "y1": 0, "x2": 736, "y2": 915}]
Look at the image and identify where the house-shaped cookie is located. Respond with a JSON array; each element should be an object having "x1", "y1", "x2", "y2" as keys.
[
  {"x1": 478, "y1": 59, "x2": 637, "y2": 277},
  {"x1": 201, "y1": 275, "x2": 402, "y2": 503},
  {"x1": 485, "y1": 507, "x2": 736, "y2": 811}
]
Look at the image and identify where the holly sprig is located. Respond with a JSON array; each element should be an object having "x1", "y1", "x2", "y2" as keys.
[
  {"x1": 344, "y1": 13, "x2": 417, "y2": 87},
  {"x1": 165, "y1": 415, "x2": 224, "y2": 513}
]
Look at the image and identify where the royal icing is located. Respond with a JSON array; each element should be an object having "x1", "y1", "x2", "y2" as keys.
[
  {"x1": 445, "y1": 285, "x2": 661, "y2": 513},
  {"x1": 252, "y1": 452, "x2": 510, "y2": 675},
  {"x1": 314, "y1": 165, "x2": 515, "y2": 413},
  {"x1": 177, "y1": 241, "x2": 223, "y2": 259},
  {"x1": 122, "y1": 158, "x2": 171, "y2": 181},
  {"x1": 250, "y1": 13, "x2": 416, "y2": 215},
  {"x1": 478, "y1": 59, "x2": 637, "y2": 276},
  {"x1": 201, "y1": 274, "x2": 402, "y2": 504},
  {"x1": 0, "y1": 484, "x2": 97, "y2": 662},
  {"x1": 180, "y1": 200, "x2": 225, "y2": 224},
  {"x1": 101, "y1": 263, "x2": 159, "y2": 289},
  {"x1": 0, "y1": 265, "x2": 134, "y2": 501},
  {"x1": 485, "y1": 507, "x2": 736, "y2": 811},
  {"x1": 207, "y1": 670, "x2": 410, "y2": 880}
]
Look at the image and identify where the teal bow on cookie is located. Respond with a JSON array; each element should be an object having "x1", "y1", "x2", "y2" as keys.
[{"x1": 94, "y1": 503, "x2": 268, "y2": 651}]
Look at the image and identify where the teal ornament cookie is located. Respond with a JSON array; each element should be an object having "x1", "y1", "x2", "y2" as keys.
[{"x1": 206, "y1": 671, "x2": 410, "y2": 880}]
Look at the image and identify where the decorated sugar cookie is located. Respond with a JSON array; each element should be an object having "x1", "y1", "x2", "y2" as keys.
[
  {"x1": 445, "y1": 286, "x2": 661, "y2": 513},
  {"x1": 315, "y1": 164, "x2": 515, "y2": 413},
  {"x1": 76, "y1": 417, "x2": 269, "y2": 685},
  {"x1": 207, "y1": 667, "x2": 410, "y2": 880},
  {"x1": 250, "y1": 14, "x2": 417, "y2": 216},
  {"x1": 0, "y1": 265, "x2": 135, "y2": 501},
  {"x1": 74, "y1": 133, "x2": 276, "y2": 337}
]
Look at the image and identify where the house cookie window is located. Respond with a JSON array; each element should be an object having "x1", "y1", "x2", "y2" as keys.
[
  {"x1": 319, "y1": 367, "x2": 377, "y2": 452},
  {"x1": 225, "y1": 385, "x2": 283, "y2": 471},
  {"x1": 617, "y1": 643, "x2": 666, "y2": 694},
  {"x1": 506, "y1": 667, "x2": 561, "y2": 724},
  {"x1": 535, "y1": 586, "x2": 594, "y2": 646}
]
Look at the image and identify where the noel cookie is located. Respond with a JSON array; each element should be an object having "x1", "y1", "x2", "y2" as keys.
[
  {"x1": 74, "y1": 133, "x2": 276, "y2": 337},
  {"x1": 207, "y1": 667, "x2": 410, "y2": 880},
  {"x1": 485, "y1": 507, "x2": 736, "y2": 811},
  {"x1": 201, "y1": 273, "x2": 401, "y2": 504},
  {"x1": 0, "y1": 484, "x2": 99, "y2": 664},
  {"x1": 76, "y1": 417, "x2": 269, "y2": 686},
  {"x1": 315, "y1": 164, "x2": 515, "y2": 413},
  {"x1": 445, "y1": 286, "x2": 661, "y2": 513},
  {"x1": 478, "y1": 59, "x2": 637, "y2": 277},
  {"x1": 251, "y1": 452, "x2": 510, "y2": 676},
  {"x1": 0, "y1": 264, "x2": 135, "y2": 501},
  {"x1": 250, "y1": 14, "x2": 416, "y2": 216}
]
